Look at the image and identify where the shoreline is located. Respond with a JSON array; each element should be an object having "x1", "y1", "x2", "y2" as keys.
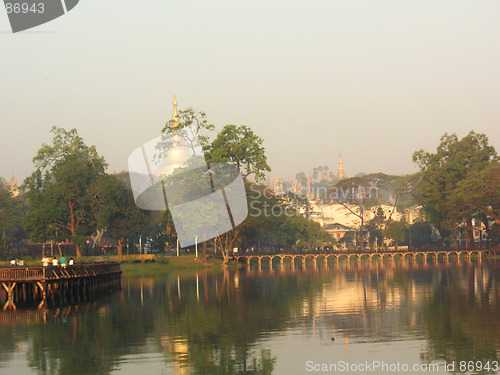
[
  {"x1": 120, "y1": 255, "x2": 243, "y2": 277},
  {"x1": 1, "y1": 253, "x2": 498, "y2": 278}
]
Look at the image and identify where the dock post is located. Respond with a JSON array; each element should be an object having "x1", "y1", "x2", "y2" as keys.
[
  {"x1": 2, "y1": 282, "x2": 17, "y2": 311},
  {"x1": 36, "y1": 282, "x2": 46, "y2": 310}
]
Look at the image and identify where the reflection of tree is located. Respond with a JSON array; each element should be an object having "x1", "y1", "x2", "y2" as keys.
[
  {"x1": 190, "y1": 348, "x2": 275, "y2": 375},
  {"x1": 0, "y1": 325, "x2": 18, "y2": 368},
  {"x1": 421, "y1": 265, "x2": 499, "y2": 365},
  {"x1": 152, "y1": 270, "x2": 326, "y2": 374},
  {"x1": 22, "y1": 297, "x2": 156, "y2": 375}
]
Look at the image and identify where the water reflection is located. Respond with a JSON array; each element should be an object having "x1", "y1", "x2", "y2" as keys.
[{"x1": 0, "y1": 259, "x2": 498, "y2": 374}]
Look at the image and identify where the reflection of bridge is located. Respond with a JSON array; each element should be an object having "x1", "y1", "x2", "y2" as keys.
[
  {"x1": 0, "y1": 263, "x2": 121, "y2": 311},
  {"x1": 234, "y1": 249, "x2": 497, "y2": 270}
]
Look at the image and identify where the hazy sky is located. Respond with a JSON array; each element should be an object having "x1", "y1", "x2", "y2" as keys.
[{"x1": 1, "y1": 0, "x2": 499, "y2": 184}]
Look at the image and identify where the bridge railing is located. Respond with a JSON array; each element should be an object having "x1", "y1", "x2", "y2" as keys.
[{"x1": 231, "y1": 248, "x2": 498, "y2": 257}]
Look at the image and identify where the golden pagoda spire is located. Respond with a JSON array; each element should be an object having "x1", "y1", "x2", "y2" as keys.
[
  {"x1": 337, "y1": 152, "x2": 346, "y2": 180},
  {"x1": 171, "y1": 93, "x2": 179, "y2": 128},
  {"x1": 8, "y1": 174, "x2": 19, "y2": 198}
]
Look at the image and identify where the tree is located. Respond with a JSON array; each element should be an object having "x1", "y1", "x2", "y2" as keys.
[
  {"x1": 385, "y1": 219, "x2": 407, "y2": 248},
  {"x1": 338, "y1": 231, "x2": 355, "y2": 246},
  {"x1": 451, "y1": 162, "x2": 500, "y2": 246},
  {"x1": 24, "y1": 127, "x2": 107, "y2": 257},
  {"x1": 296, "y1": 216, "x2": 334, "y2": 250},
  {"x1": 32, "y1": 126, "x2": 106, "y2": 176},
  {"x1": 161, "y1": 107, "x2": 214, "y2": 153},
  {"x1": 0, "y1": 178, "x2": 23, "y2": 259},
  {"x1": 215, "y1": 222, "x2": 246, "y2": 265},
  {"x1": 205, "y1": 125, "x2": 271, "y2": 182},
  {"x1": 454, "y1": 162, "x2": 500, "y2": 225},
  {"x1": 333, "y1": 199, "x2": 367, "y2": 251},
  {"x1": 169, "y1": 175, "x2": 234, "y2": 263},
  {"x1": 160, "y1": 108, "x2": 216, "y2": 262},
  {"x1": 405, "y1": 222, "x2": 435, "y2": 249},
  {"x1": 89, "y1": 174, "x2": 145, "y2": 258},
  {"x1": 413, "y1": 131, "x2": 498, "y2": 248},
  {"x1": 245, "y1": 183, "x2": 333, "y2": 252}
]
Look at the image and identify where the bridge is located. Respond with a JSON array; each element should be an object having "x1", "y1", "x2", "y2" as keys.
[
  {"x1": 0, "y1": 262, "x2": 121, "y2": 311},
  {"x1": 234, "y1": 249, "x2": 498, "y2": 270}
]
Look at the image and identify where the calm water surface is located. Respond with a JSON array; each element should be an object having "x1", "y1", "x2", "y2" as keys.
[{"x1": 0, "y1": 260, "x2": 499, "y2": 375}]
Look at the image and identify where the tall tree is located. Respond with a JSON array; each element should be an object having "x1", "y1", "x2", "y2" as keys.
[
  {"x1": 160, "y1": 108, "x2": 215, "y2": 262},
  {"x1": 453, "y1": 162, "x2": 500, "y2": 246},
  {"x1": 454, "y1": 162, "x2": 500, "y2": 225},
  {"x1": 0, "y1": 178, "x2": 23, "y2": 259},
  {"x1": 413, "y1": 131, "x2": 498, "y2": 248},
  {"x1": 24, "y1": 127, "x2": 107, "y2": 257},
  {"x1": 32, "y1": 126, "x2": 106, "y2": 175}
]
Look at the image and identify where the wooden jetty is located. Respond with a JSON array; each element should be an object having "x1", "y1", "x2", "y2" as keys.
[{"x1": 0, "y1": 262, "x2": 121, "y2": 311}]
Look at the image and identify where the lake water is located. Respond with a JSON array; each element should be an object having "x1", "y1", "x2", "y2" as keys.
[{"x1": 0, "y1": 259, "x2": 499, "y2": 375}]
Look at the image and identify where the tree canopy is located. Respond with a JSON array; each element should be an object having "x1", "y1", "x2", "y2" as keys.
[
  {"x1": 24, "y1": 127, "x2": 108, "y2": 257},
  {"x1": 205, "y1": 125, "x2": 271, "y2": 182},
  {"x1": 413, "y1": 131, "x2": 498, "y2": 247},
  {"x1": 0, "y1": 178, "x2": 24, "y2": 259},
  {"x1": 89, "y1": 174, "x2": 146, "y2": 257}
]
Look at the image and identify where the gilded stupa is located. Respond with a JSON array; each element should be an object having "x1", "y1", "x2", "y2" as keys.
[{"x1": 337, "y1": 153, "x2": 347, "y2": 180}]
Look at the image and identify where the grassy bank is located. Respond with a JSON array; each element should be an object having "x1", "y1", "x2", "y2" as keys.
[{"x1": 119, "y1": 255, "x2": 241, "y2": 278}]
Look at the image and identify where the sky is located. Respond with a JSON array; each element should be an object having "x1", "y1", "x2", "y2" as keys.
[{"x1": 1, "y1": 0, "x2": 499, "y2": 184}]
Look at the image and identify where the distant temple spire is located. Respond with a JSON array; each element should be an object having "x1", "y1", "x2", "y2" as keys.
[
  {"x1": 337, "y1": 152, "x2": 346, "y2": 180},
  {"x1": 171, "y1": 93, "x2": 179, "y2": 128},
  {"x1": 8, "y1": 174, "x2": 19, "y2": 197}
]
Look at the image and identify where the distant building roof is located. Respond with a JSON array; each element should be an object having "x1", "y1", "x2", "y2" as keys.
[{"x1": 322, "y1": 223, "x2": 354, "y2": 231}]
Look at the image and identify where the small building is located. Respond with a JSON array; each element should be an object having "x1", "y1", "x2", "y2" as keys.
[{"x1": 322, "y1": 223, "x2": 355, "y2": 241}]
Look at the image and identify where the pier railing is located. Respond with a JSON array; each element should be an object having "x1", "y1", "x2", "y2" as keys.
[
  {"x1": 0, "y1": 262, "x2": 122, "y2": 310},
  {"x1": 0, "y1": 262, "x2": 121, "y2": 282},
  {"x1": 0, "y1": 267, "x2": 45, "y2": 281}
]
